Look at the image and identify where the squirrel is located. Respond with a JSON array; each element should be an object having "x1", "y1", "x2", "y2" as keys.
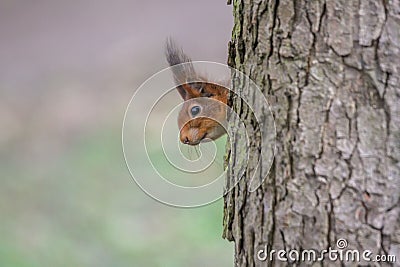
[{"x1": 165, "y1": 39, "x2": 229, "y2": 146}]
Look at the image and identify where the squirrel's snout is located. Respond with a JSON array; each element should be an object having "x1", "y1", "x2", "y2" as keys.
[
  {"x1": 182, "y1": 136, "x2": 190, "y2": 144},
  {"x1": 180, "y1": 128, "x2": 206, "y2": 146},
  {"x1": 180, "y1": 133, "x2": 199, "y2": 146}
]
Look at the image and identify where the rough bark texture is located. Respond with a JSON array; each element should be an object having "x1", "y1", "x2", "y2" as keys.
[{"x1": 223, "y1": 0, "x2": 400, "y2": 266}]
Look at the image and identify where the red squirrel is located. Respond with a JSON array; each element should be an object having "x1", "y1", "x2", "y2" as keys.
[{"x1": 165, "y1": 39, "x2": 229, "y2": 146}]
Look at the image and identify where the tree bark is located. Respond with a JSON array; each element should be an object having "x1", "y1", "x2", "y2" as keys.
[{"x1": 223, "y1": 0, "x2": 400, "y2": 266}]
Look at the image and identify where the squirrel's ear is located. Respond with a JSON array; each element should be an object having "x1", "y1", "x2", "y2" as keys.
[
  {"x1": 176, "y1": 85, "x2": 188, "y2": 100},
  {"x1": 200, "y1": 83, "x2": 226, "y2": 98},
  {"x1": 177, "y1": 82, "x2": 221, "y2": 100},
  {"x1": 177, "y1": 83, "x2": 202, "y2": 100},
  {"x1": 165, "y1": 38, "x2": 199, "y2": 100}
]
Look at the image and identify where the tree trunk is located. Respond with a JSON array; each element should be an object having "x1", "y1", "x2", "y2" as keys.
[{"x1": 223, "y1": 0, "x2": 400, "y2": 266}]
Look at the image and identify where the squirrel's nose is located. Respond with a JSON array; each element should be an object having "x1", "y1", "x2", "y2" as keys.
[{"x1": 183, "y1": 136, "x2": 190, "y2": 144}]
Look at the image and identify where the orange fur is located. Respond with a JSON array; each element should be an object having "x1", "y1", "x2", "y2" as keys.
[
  {"x1": 177, "y1": 83, "x2": 228, "y2": 145},
  {"x1": 165, "y1": 39, "x2": 229, "y2": 145}
]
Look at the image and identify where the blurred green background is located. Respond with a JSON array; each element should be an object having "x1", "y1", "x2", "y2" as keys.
[{"x1": 0, "y1": 1, "x2": 233, "y2": 266}]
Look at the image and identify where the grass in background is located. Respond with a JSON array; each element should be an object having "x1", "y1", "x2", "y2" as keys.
[{"x1": 0, "y1": 123, "x2": 233, "y2": 267}]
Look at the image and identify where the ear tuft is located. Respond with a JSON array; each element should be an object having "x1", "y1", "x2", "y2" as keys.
[
  {"x1": 165, "y1": 38, "x2": 191, "y2": 66},
  {"x1": 165, "y1": 38, "x2": 196, "y2": 84},
  {"x1": 165, "y1": 38, "x2": 200, "y2": 100}
]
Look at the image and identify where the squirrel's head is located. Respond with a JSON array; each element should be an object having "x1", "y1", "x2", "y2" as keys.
[{"x1": 165, "y1": 39, "x2": 228, "y2": 146}]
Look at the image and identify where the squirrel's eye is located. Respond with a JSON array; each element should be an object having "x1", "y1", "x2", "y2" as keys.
[{"x1": 190, "y1": 106, "x2": 201, "y2": 117}]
